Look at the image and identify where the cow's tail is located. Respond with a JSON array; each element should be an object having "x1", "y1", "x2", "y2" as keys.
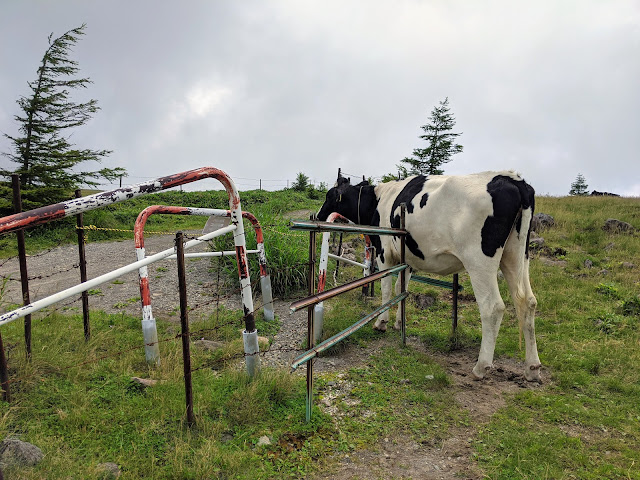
[{"x1": 508, "y1": 178, "x2": 536, "y2": 349}]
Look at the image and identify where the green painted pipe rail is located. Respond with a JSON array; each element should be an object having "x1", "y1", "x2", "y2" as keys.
[
  {"x1": 392, "y1": 273, "x2": 463, "y2": 291},
  {"x1": 290, "y1": 219, "x2": 405, "y2": 237},
  {"x1": 290, "y1": 291, "x2": 409, "y2": 371}
]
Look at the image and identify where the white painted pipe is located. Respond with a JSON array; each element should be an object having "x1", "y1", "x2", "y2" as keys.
[
  {"x1": 313, "y1": 303, "x2": 324, "y2": 345},
  {"x1": 243, "y1": 329, "x2": 260, "y2": 378},
  {"x1": 166, "y1": 250, "x2": 260, "y2": 259},
  {"x1": 260, "y1": 274, "x2": 274, "y2": 321},
  {"x1": 327, "y1": 253, "x2": 366, "y2": 269},
  {"x1": 141, "y1": 317, "x2": 160, "y2": 364},
  {"x1": 0, "y1": 224, "x2": 237, "y2": 327}
]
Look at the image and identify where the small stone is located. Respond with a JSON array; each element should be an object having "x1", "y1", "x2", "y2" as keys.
[
  {"x1": 399, "y1": 378, "x2": 411, "y2": 385},
  {"x1": 97, "y1": 462, "x2": 121, "y2": 479},
  {"x1": 0, "y1": 437, "x2": 44, "y2": 467},
  {"x1": 425, "y1": 375, "x2": 435, "y2": 380},
  {"x1": 622, "y1": 262, "x2": 635, "y2": 269},
  {"x1": 221, "y1": 433, "x2": 234, "y2": 443},
  {"x1": 528, "y1": 233, "x2": 545, "y2": 250},
  {"x1": 327, "y1": 381, "x2": 336, "y2": 387},
  {"x1": 599, "y1": 269, "x2": 609, "y2": 276},
  {"x1": 256, "y1": 435, "x2": 271, "y2": 447},
  {"x1": 532, "y1": 213, "x2": 555, "y2": 231},
  {"x1": 130, "y1": 377, "x2": 157, "y2": 387},
  {"x1": 584, "y1": 259, "x2": 593, "y2": 269},
  {"x1": 603, "y1": 219, "x2": 634, "y2": 233}
]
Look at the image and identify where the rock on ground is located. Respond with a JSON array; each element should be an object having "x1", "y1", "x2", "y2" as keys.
[
  {"x1": 0, "y1": 437, "x2": 44, "y2": 468},
  {"x1": 603, "y1": 219, "x2": 634, "y2": 233}
]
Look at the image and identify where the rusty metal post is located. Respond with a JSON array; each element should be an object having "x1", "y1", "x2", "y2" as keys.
[
  {"x1": 306, "y1": 215, "x2": 317, "y2": 423},
  {"x1": 75, "y1": 190, "x2": 90, "y2": 341},
  {"x1": 452, "y1": 273, "x2": 459, "y2": 334},
  {"x1": 0, "y1": 332, "x2": 10, "y2": 402},
  {"x1": 11, "y1": 175, "x2": 31, "y2": 358},
  {"x1": 400, "y1": 204, "x2": 407, "y2": 347},
  {"x1": 176, "y1": 232, "x2": 195, "y2": 427}
]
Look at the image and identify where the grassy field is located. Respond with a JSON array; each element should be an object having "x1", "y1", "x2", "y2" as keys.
[{"x1": 0, "y1": 192, "x2": 639, "y2": 478}]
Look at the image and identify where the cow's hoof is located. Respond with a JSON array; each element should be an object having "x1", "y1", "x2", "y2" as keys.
[
  {"x1": 525, "y1": 364, "x2": 542, "y2": 383},
  {"x1": 472, "y1": 364, "x2": 492, "y2": 380}
]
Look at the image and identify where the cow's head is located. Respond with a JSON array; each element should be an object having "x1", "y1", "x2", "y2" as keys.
[
  {"x1": 317, "y1": 176, "x2": 376, "y2": 224},
  {"x1": 317, "y1": 176, "x2": 353, "y2": 221}
]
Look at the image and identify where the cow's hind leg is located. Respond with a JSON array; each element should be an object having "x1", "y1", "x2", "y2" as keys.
[
  {"x1": 501, "y1": 240, "x2": 541, "y2": 382},
  {"x1": 467, "y1": 266, "x2": 505, "y2": 380},
  {"x1": 394, "y1": 268, "x2": 412, "y2": 330},
  {"x1": 374, "y1": 274, "x2": 391, "y2": 331}
]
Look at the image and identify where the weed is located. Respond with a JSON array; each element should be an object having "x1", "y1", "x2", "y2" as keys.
[
  {"x1": 596, "y1": 282, "x2": 620, "y2": 298},
  {"x1": 621, "y1": 296, "x2": 640, "y2": 317}
]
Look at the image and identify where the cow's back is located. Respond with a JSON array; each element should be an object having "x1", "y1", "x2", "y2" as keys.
[{"x1": 373, "y1": 171, "x2": 528, "y2": 275}]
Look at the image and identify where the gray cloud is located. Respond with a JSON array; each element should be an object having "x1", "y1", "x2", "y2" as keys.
[{"x1": 1, "y1": 0, "x2": 638, "y2": 195}]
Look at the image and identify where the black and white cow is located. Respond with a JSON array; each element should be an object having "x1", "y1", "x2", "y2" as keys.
[{"x1": 317, "y1": 171, "x2": 542, "y2": 382}]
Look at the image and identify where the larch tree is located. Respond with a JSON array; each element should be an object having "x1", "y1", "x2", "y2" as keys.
[{"x1": 1, "y1": 24, "x2": 125, "y2": 210}]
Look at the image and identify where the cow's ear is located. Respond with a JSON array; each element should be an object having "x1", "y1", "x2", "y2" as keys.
[{"x1": 336, "y1": 177, "x2": 350, "y2": 187}]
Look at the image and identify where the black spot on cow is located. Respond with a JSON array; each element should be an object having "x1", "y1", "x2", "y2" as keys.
[
  {"x1": 390, "y1": 175, "x2": 427, "y2": 228},
  {"x1": 481, "y1": 175, "x2": 535, "y2": 258},
  {"x1": 406, "y1": 233, "x2": 425, "y2": 260},
  {"x1": 389, "y1": 176, "x2": 427, "y2": 260},
  {"x1": 420, "y1": 193, "x2": 429, "y2": 208}
]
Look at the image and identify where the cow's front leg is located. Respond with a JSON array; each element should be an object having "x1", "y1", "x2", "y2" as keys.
[
  {"x1": 374, "y1": 274, "x2": 392, "y2": 331},
  {"x1": 393, "y1": 267, "x2": 412, "y2": 330}
]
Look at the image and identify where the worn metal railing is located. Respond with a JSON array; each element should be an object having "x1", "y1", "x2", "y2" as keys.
[
  {"x1": 133, "y1": 205, "x2": 275, "y2": 363},
  {"x1": 0, "y1": 168, "x2": 262, "y2": 400},
  {"x1": 289, "y1": 206, "x2": 409, "y2": 422}
]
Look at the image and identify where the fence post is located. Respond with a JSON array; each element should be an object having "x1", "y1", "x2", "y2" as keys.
[
  {"x1": 306, "y1": 215, "x2": 317, "y2": 423},
  {"x1": 452, "y1": 273, "x2": 459, "y2": 334},
  {"x1": 400, "y1": 204, "x2": 407, "y2": 347},
  {"x1": 176, "y1": 232, "x2": 195, "y2": 427},
  {"x1": 11, "y1": 175, "x2": 31, "y2": 358},
  {"x1": 75, "y1": 190, "x2": 90, "y2": 341}
]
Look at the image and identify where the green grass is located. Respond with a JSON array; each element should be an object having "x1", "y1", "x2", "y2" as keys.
[
  {"x1": 1, "y1": 193, "x2": 639, "y2": 478},
  {"x1": 0, "y1": 188, "x2": 323, "y2": 259}
]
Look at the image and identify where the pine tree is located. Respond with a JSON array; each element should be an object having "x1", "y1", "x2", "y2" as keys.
[
  {"x1": 569, "y1": 173, "x2": 589, "y2": 196},
  {"x1": 398, "y1": 97, "x2": 463, "y2": 177},
  {"x1": 291, "y1": 172, "x2": 310, "y2": 192},
  {"x1": 1, "y1": 24, "x2": 124, "y2": 208}
]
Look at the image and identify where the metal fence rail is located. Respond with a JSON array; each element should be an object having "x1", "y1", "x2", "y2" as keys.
[
  {"x1": 290, "y1": 206, "x2": 409, "y2": 422},
  {"x1": 0, "y1": 167, "x2": 262, "y2": 402}
]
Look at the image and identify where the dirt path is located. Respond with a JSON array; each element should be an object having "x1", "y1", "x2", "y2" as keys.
[{"x1": 0, "y1": 238, "x2": 545, "y2": 479}]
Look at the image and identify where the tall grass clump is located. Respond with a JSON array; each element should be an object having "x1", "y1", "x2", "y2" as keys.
[{"x1": 209, "y1": 189, "x2": 324, "y2": 298}]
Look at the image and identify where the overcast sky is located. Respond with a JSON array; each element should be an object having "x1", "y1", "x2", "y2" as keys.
[{"x1": 1, "y1": 1, "x2": 639, "y2": 196}]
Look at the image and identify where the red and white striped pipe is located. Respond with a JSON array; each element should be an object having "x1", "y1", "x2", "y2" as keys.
[
  {"x1": 0, "y1": 168, "x2": 260, "y2": 375},
  {"x1": 313, "y1": 212, "x2": 372, "y2": 343},
  {"x1": 133, "y1": 205, "x2": 274, "y2": 352}
]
